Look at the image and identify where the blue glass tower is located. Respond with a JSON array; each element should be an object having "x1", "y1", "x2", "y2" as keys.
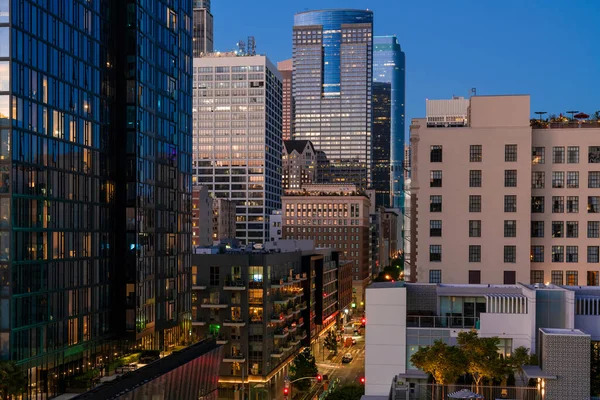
[
  {"x1": 373, "y1": 35, "x2": 405, "y2": 209},
  {"x1": 293, "y1": 10, "x2": 373, "y2": 189}
]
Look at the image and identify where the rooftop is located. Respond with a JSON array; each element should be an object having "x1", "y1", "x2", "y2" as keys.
[
  {"x1": 368, "y1": 281, "x2": 405, "y2": 289},
  {"x1": 540, "y1": 328, "x2": 589, "y2": 336}
]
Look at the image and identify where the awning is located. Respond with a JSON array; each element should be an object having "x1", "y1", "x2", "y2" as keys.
[{"x1": 522, "y1": 365, "x2": 557, "y2": 380}]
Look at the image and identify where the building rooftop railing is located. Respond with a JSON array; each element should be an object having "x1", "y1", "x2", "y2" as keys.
[
  {"x1": 406, "y1": 315, "x2": 480, "y2": 329},
  {"x1": 532, "y1": 120, "x2": 600, "y2": 129}
]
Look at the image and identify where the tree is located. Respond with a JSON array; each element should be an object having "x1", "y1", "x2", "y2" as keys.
[
  {"x1": 591, "y1": 342, "x2": 600, "y2": 396},
  {"x1": 457, "y1": 330, "x2": 505, "y2": 388},
  {"x1": 0, "y1": 361, "x2": 27, "y2": 400},
  {"x1": 506, "y1": 346, "x2": 534, "y2": 386},
  {"x1": 324, "y1": 330, "x2": 338, "y2": 355},
  {"x1": 325, "y1": 383, "x2": 364, "y2": 400},
  {"x1": 289, "y1": 350, "x2": 318, "y2": 392},
  {"x1": 410, "y1": 340, "x2": 466, "y2": 385}
]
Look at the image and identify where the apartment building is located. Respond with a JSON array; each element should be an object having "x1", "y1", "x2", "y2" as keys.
[
  {"x1": 278, "y1": 59, "x2": 293, "y2": 141},
  {"x1": 212, "y1": 198, "x2": 237, "y2": 242},
  {"x1": 282, "y1": 184, "x2": 371, "y2": 310},
  {"x1": 192, "y1": 185, "x2": 213, "y2": 247},
  {"x1": 282, "y1": 140, "x2": 318, "y2": 190},
  {"x1": 411, "y1": 94, "x2": 600, "y2": 286},
  {"x1": 410, "y1": 95, "x2": 532, "y2": 284}
]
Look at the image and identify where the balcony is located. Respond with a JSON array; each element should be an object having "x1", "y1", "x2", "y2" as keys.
[
  {"x1": 224, "y1": 276, "x2": 246, "y2": 291},
  {"x1": 223, "y1": 318, "x2": 246, "y2": 327},
  {"x1": 200, "y1": 299, "x2": 228, "y2": 309},
  {"x1": 406, "y1": 315, "x2": 480, "y2": 329},
  {"x1": 271, "y1": 348, "x2": 284, "y2": 358},
  {"x1": 290, "y1": 337, "x2": 301, "y2": 346},
  {"x1": 282, "y1": 343, "x2": 293, "y2": 351},
  {"x1": 288, "y1": 324, "x2": 297, "y2": 334},
  {"x1": 192, "y1": 318, "x2": 207, "y2": 326},
  {"x1": 214, "y1": 335, "x2": 228, "y2": 345},
  {"x1": 298, "y1": 329, "x2": 307, "y2": 340},
  {"x1": 295, "y1": 319, "x2": 304, "y2": 328},
  {"x1": 192, "y1": 284, "x2": 207, "y2": 290},
  {"x1": 270, "y1": 314, "x2": 285, "y2": 324},
  {"x1": 298, "y1": 301, "x2": 307, "y2": 311},
  {"x1": 223, "y1": 353, "x2": 246, "y2": 363},
  {"x1": 274, "y1": 328, "x2": 289, "y2": 339}
]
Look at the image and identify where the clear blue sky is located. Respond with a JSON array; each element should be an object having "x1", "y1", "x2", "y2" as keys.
[{"x1": 212, "y1": 0, "x2": 600, "y2": 137}]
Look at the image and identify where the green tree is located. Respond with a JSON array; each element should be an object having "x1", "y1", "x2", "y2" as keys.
[
  {"x1": 591, "y1": 342, "x2": 600, "y2": 396},
  {"x1": 506, "y1": 346, "x2": 534, "y2": 386},
  {"x1": 410, "y1": 340, "x2": 466, "y2": 385},
  {"x1": 324, "y1": 330, "x2": 338, "y2": 355},
  {"x1": 457, "y1": 330, "x2": 505, "y2": 388},
  {"x1": 0, "y1": 361, "x2": 27, "y2": 400},
  {"x1": 289, "y1": 350, "x2": 318, "y2": 392},
  {"x1": 325, "y1": 383, "x2": 364, "y2": 400}
]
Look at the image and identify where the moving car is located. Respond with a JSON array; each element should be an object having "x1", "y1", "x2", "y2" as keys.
[{"x1": 342, "y1": 353, "x2": 353, "y2": 363}]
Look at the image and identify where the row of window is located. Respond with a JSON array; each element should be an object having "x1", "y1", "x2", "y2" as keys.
[
  {"x1": 530, "y1": 245, "x2": 600, "y2": 263},
  {"x1": 429, "y1": 220, "x2": 516, "y2": 238},
  {"x1": 429, "y1": 269, "x2": 597, "y2": 286},
  {"x1": 433, "y1": 144, "x2": 600, "y2": 164},
  {"x1": 429, "y1": 269, "x2": 516, "y2": 284},
  {"x1": 429, "y1": 245, "x2": 515, "y2": 263}
]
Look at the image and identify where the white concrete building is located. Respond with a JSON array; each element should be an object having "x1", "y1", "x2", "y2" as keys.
[
  {"x1": 269, "y1": 209, "x2": 283, "y2": 241},
  {"x1": 193, "y1": 54, "x2": 282, "y2": 244}
]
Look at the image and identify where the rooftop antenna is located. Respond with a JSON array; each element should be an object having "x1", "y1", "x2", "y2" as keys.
[
  {"x1": 237, "y1": 39, "x2": 246, "y2": 55},
  {"x1": 470, "y1": 88, "x2": 477, "y2": 97},
  {"x1": 248, "y1": 36, "x2": 256, "y2": 56}
]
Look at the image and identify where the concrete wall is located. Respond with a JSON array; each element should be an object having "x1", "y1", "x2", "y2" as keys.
[{"x1": 365, "y1": 284, "x2": 407, "y2": 396}]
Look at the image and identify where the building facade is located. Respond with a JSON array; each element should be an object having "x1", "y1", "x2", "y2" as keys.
[
  {"x1": 281, "y1": 185, "x2": 371, "y2": 310},
  {"x1": 410, "y1": 94, "x2": 600, "y2": 287},
  {"x1": 0, "y1": 0, "x2": 194, "y2": 397},
  {"x1": 277, "y1": 59, "x2": 293, "y2": 141},
  {"x1": 212, "y1": 198, "x2": 236, "y2": 242},
  {"x1": 192, "y1": 186, "x2": 213, "y2": 247},
  {"x1": 192, "y1": 0, "x2": 214, "y2": 57},
  {"x1": 193, "y1": 54, "x2": 283, "y2": 244},
  {"x1": 373, "y1": 35, "x2": 405, "y2": 209},
  {"x1": 292, "y1": 9, "x2": 373, "y2": 189},
  {"x1": 282, "y1": 140, "x2": 317, "y2": 190}
]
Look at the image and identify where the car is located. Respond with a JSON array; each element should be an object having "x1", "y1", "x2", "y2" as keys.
[
  {"x1": 352, "y1": 338, "x2": 357, "y2": 345},
  {"x1": 342, "y1": 353, "x2": 353, "y2": 363}
]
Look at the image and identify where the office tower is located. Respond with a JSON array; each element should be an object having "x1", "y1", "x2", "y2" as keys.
[
  {"x1": 278, "y1": 59, "x2": 293, "y2": 141},
  {"x1": 292, "y1": 10, "x2": 373, "y2": 189},
  {"x1": 192, "y1": 186, "x2": 213, "y2": 247},
  {"x1": 192, "y1": 0, "x2": 214, "y2": 57},
  {"x1": 0, "y1": 1, "x2": 193, "y2": 397},
  {"x1": 373, "y1": 36, "x2": 405, "y2": 209},
  {"x1": 282, "y1": 140, "x2": 317, "y2": 190},
  {"x1": 193, "y1": 54, "x2": 282, "y2": 244}
]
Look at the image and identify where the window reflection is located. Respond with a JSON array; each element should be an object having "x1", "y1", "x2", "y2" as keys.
[
  {"x1": 0, "y1": 62, "x2": 8, "y2": 92},
  {"x1": 0, "y1": 198, "x2": 8, "y2": 228},
  {"x1": 0, "y1": 0, "x2": 8, "y2": 24},
  {"x1": 0, "y1": 96, "x2": 8, "y2": 126},
  {"x1": 0, "y1": 232, "x2": 8, "y2": 261},
  {"x1": 0, "y1": 129, "x2": 8, "y2": 161},
  {"x1": 0, "y1": 28, "x2": 8, "y2": 57}
]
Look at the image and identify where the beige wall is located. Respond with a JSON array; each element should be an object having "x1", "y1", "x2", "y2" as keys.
[
  {"x1": 531, "y1": 127, "x2": 600, "y2": 285},
  {"x1": 412, "y1": 95, "x2": 532, "y2": 284}
]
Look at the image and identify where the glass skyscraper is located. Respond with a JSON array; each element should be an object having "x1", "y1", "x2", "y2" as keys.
[
  {"x1": 192, "y1": 0, "x2": 214, "y2": 57},
  {"x1": 373, "y1": 35, "x2": 405, "y2": 209},
  {"x1": 292, "y1": 10, "x2": 373, "y2": 189},
  {"x1": 0, "y1": 1, "x2": 193, "y2": 397}
]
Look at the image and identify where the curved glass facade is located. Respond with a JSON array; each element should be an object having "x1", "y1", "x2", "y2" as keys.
[{"x1": 292, "y1": 10, "x2": 373, "y2": 189}]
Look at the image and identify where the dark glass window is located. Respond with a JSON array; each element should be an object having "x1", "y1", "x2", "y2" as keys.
[
  {"x1": 552, "y1": 196, "x2": 564, "y2": 213},
  {"x1": 588, "y1": 247, "x2": 599, "y2": 264},
  {"x1": 567, "y1": 196, "x2": 579, "y2": 213},
  {"x1": 504, "y1": 195, "x2": 516, "y2": 212},
  {"x1": 504, "y1": 170, "x2": 517, "y2": 187},
  {"x1": 468, "y1": 270, "x2": 481, "y2": 284},
  {"x1": 531, "y1": 221, "x2": 544, "y2": 238},
  {"x1": 552, "y1": 221, "x2": 564, "y2": 238},
  {"x1": 531, "y1": 196, "x2": 544, "y2": 213},
  {"x1": 532, "y1": 172, "x2": 545, "y2": 188},
  {"x1": 589, "y1": 146, "x2": 600, "y2": 163},
  {"x1": 504, "y1": 271, "x2": 516, "y2": 284},
  {"x1": 430, "y1": 145, "x2": 442, "y2": 162},
  {"x1": 504, "y1": 220, "x2": 516, "y2": 237},
  {"x1": 470, "y1": 145, "x2": 482, "y2": 162},
  {"x1": 504, "y1": 246, "x2": 516, "y2": 263},
  {"x1": 589, "y1": 196, "x2": 600, "y2": 213},
  {"x1": 429, "y1": 245, "x2": 441, "y2": 262},
  {"x1": 567, "y1": 146, "x2": 579, "y2": 163},
  {"x1": 430, "y1": 170, "x2": 442, "y2": 187},
  {"x1": 530, "y1": 270, "x2": 544, "y2": 284},
  {"x1": 532, "y1": 147, "x2": 545, "y2": 164},
  {"x1": 588, "y1": 221, "x2": 600, "y2": 238},
  {"x1": 429, "y1": 270, "x2": 441, "y2": 284},
  {"x1": 210, "y1": 266, "x2": 220, "y2": 286},
  {"x1": 566, "y1": 246, "x2": 578, "y2": 263},
  {"x1": 567, "y1": 171, "x2": 579, "y2": 188},
  {"x1": 469, "y1": 220, "x2": 481, "y2": 237},
  {"x1": 469, "y1": 170, "x2": 482, "y2": 187},
  {"x1": 552, "y1": 171, "x2": 564, "y2": 188},
  {"x1": 551, "y1": 270, "x2": 563, "y2": 285},
  {"x1": 566, "y1": 270, "x2": 578, "y2": 285},
  {"x1": 587, "y1": 270, "x2": 599, "y2": 286},
  {"x1": 469, "y1": 245, "x2": 481, "y2": 263},
  {"x1": 430, "y1": 195, "x2": 442, "y2": 212},
  {"x1": 566, "y1": 221, "x2": 578, "y2": 238},
  {"x1": 430, "y1": 220, "x2": 442, "y2": 237},
  {"x1": 505, "y1": 144, "x2": 517, "y2": 162},
  {"x1": 469, "y1": 195, "x2": 481, "y2": 212},
  {"x1": 589, "y1": 171, "x2": 600, "y2": 188},
  {"x1": 552, "y1": 246, "x2": 564, "y2": 262},
  {"x1": 553, "y1": 146, "x2": 565, "y2": 164},
  {"x1": 531, "y1": 246, "x2": 544, "y2": 262}
]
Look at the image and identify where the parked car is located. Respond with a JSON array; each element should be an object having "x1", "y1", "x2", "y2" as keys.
[
  {"x1": 352, "y1": 338, "x2": 357, "y2": 345},
  {"x1": 342, "y1": 353, "x2": 353, "y2": 363}
]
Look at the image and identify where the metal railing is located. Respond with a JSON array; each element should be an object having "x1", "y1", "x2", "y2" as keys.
[
  {"x1": 406, "y1": 315, "x2": 480, "y2": 329},
  {"x1": 392, "y1": 382, "x2": 540, "y2": 400}
]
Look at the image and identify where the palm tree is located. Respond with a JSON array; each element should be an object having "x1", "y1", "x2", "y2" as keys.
[{"x1": 0, "y1": 361, "x2": 27, "y2": 400}]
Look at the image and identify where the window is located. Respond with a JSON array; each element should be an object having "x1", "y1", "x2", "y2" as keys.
[
  {"x1": 552, "y1": 196, "x2": 564, "y2": 213},
  {"x1": 566, "y1": 221, "x2": 578, "y2": 238},
  {"x1": 505, "y1": 144, "x2": 517, "y2": 162},
  {"x1": 567, "y1": 196, "x2": 579, "y2": 213},
  {"x1": 430, "y1": 220, "x2": 442, "y2": 237},
  {"x1": 587, "y1": 271, "x2": 599, "y2": 286},
  {"x1": 589, "y1": 172, "x2": 600, "y2": 188},
  {"x1": 566, "y1": 270, "x2": 578, "y2": 285},
  {"x1": 504, "y1": 170, "x2": 517, "y2": 187},
  {"x1": 469, "y1": 220, "x2": 481, "y2": 237},
  {"x1": 567, "y1": 146, "x2": 579, "y2": 163},
  {"x1": 504, "y1": 195, "x2": 517, "y2": 212},
  {"x1": 430, "y1": 145, "x2": 442, "y2": 162},
  {"x1": 589, "y1": 196, "x2": 600, "y2": 213},
  {"x1": 429, "y1": 270, "x2": 442, "y2": 284},
  {"x1": 430, "y1": 245, "x2": 441, "y2": 262},
  {"x1": 531, "y1": 196, "x2": 545, "y2": 213},
  {"x1": 530, "y1": 270, "x2": 544, "y2": 284},
  {"x1": 504, "y1": 246, "x2": 516, "y2": 263},
  {"x1": 469, "y1": 195, "x2": 481, "y2": 212},
  {"x1": 531, "y1": 221, "x2": 544, "y2": 238},
  {"x1": 469, "y1": 270, "x2": 481, "y2": 284},
  {"x1": 430, "y1": 196, "x2": 442, "y2": 212},
  {"x1": 532, "y1": 147, "x2": 545, "y2": 164},
  {"x1": 469, "y1": 170, "x2": 482, "y2": 187},
  {"x1": 589, "y1": 146, "x2": 600, "y2": 163},
  {"x1": 588, "y1": 247, "x2": 599, "y2": 263},
  {"x1": 531, "y1": 246, "x2": 544, "y2": 262},
  {"x1": 552, "y1": 221, "x2": 564, "y2": 238},
  {"x1": 551, "y1": 270, "x2": 563, "y2": 285},
  {"x1": 470, "y1": 145, "x2": 482, "y2": 162},
  {"x1": 469, "y1": 245, "x2": 481, "y2": 262},
  {"x1": 553, "y1": 146, "x2": 565, "y2": 164},
  {"x1": 552, "y1": 246, "x2": 564, "y2": 262},
  {"x1": 567, "y1": 171, "x2": 579, "y2": 188},
  {"x1": 588, "y1": 221, "x2": 600, "y2": 238},
  {"x1": 504, "y1": 271, "x2": 516, "y2": 284},
  {"x1": 566, "y1": 246, "x2": 578, "y2": 263},
  {"x1": 210, "y1": 266, "x2": 220, "y2": 286},
  {"x1": 532, "y1": 172, "x2": 545, "y2": 188},
  {"x1": 504, "y1": 220, "x2": 516, "y2": 237},
  {"x1": 552, "y1": 171, "x2": 564, "y2": 188},
  {"x1": 430, "y1": 170, "x2": 442, "y2": 187}
]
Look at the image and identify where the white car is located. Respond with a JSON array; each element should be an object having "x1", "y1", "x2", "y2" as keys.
[{"x1": 342, "y1": 353, "x2": 353, "y2": 363}]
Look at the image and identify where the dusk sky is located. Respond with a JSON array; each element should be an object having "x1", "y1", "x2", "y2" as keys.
[{"x1": 213, "y1": 0, "x2": 600, "y2": 138}]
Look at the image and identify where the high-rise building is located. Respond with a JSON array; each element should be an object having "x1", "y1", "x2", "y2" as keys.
[
  {"x1": 278, "y1": 59, "x2": 294, "y2": 141},
  {"x1": 373, "y1": 36, "x2": 405, "y2": 209},
  {"x1": 212, "y1": 198, "x2": 237, "y2": 242},
  {"x1": 192, "y1": 0, "x2": 214, "y2": 57},
  {"x1": 282, "y1": 140, "x2": 317, "y2": 190},
  {"x1": 0, "y1": 1, "x2": 193, "y2": 396},
  {"x1": 192, "y1": 186, "x2": 213, "y2": 247},
  {"x1": 292, "y1": 10, "x2": 373, "y2": 189},
  {"x1": 193, "y1": 54, "x2": 282, "y2": 244}
]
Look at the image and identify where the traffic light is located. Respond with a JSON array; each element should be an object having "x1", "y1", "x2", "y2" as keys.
[
  {"x1": 361, "y1": 317, "x2": 366, "y2": 325},
  {"x1": 316, "y1": 374, "x2": 322, "y2": 383},
  {"x1": 283, "y1": 387, "x2": 289, "y2": 396},
  {"x1": 360, "y1": 377, "x2": 366, "y2": 384}
]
